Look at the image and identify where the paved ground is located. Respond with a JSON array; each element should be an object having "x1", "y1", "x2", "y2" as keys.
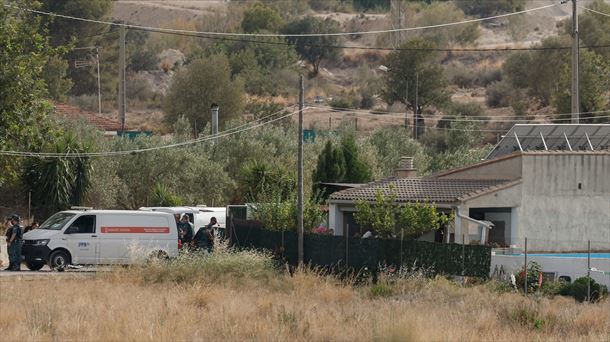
[{"x1": 0, "y1": 265, "x2": 98, "y2": 280}]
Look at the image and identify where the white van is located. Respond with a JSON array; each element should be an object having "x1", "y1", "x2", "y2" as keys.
[
  {"x1": 22, "y1": 210, "x2": 178, "y2": 270},
  {"x1": 139, "y1": 206, "x2": 226, "y2": 236}
]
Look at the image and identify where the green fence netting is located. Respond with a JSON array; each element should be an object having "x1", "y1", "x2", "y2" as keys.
[{"x1": 231, "y1": 222, "x2": 491, "y2": 278}]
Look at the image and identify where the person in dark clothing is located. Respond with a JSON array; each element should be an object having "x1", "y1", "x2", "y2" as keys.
[
  {"x1": 24, "y1": 221, "x2": 39, "y2": 234},
  {"x1": 177, "y1": 215, "x2": 194, "y2": 245},
  {"x1": 6, "y1": 214, "x2": 23, "y2": 271},
  {"x1": 193, "y1": 217, "x2": 217, "y2": 253}
]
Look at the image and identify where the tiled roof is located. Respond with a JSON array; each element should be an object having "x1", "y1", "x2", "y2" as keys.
[
  {"x1": 55, "y1": 103, "x2": 128, "y2": 131},
  {"x1": 329, "y1": 178, "x2": 512, "y2": 204}
]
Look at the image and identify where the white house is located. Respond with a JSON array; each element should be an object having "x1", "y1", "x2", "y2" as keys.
[{"x1": 328, "y1": 124, "x2": 610, "y2": 253}]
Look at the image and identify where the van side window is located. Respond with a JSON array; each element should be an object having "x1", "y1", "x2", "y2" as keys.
[{"x1": 67, "y1": 215, "x2": 96, "y2": 234}]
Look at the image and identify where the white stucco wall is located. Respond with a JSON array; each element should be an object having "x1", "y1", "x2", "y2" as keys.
[
  {"x1": 329, "y1": 203, "x2": 343, "y2": 236},
  {"x1": 457, "y1": 153, "x2": 610, "y2": 252},
  {"x1": 517, "y1": 153, "x2": 610, "y2": 252}
]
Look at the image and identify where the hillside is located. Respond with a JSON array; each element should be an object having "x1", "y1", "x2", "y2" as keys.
[{"x1": 95, "y1": 0, "x2": 608, "y2": 136}]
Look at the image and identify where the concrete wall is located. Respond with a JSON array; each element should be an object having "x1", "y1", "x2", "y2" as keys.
[
  {"x1": 517, "y1": 153, "x2": 610, "y2": 252},
  {"x1": 435, "y1": 155, "x2": 522, "y2": 181},
  {"x1": 491, "y1": 254, "x2": 610, "y2": 287},
  {"x1": 329, "y1": 203, "x2": 343, "y2": 236}
]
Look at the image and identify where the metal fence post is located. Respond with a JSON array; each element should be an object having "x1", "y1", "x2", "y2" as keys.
[
  {"x1": 345, "y1": 224, "x2": 349, "y2": 269},
  {"x1": 587, "y1": 240, "x2": 591, "y2": 303},
  {"x1": 461, "y1": 234, "x2": 465, "y2": 277},
  {"x1": 524, "y1": 237, "x2": 528, "y2": 296},
  {"x1": 400, "y1": 228, "x2": 404, "y2": 268}
]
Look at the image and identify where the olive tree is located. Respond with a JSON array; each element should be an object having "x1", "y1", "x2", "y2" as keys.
[{"x1": 163, "y1": 54, "x2": 245, "y2": 133}]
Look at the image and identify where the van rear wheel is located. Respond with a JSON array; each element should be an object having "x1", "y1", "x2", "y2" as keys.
[
  {"x1": 26, "y1": 261, "x2": 45, "y2": 271},
  {"x1": 49, "y1": 250, "x2": 71, "y2": 272}
]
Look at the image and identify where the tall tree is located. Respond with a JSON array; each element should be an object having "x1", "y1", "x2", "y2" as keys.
[
  {"x1": 381, "y1": 38, "x2": 449, "y2": 114},
  {"x1": 0, "y1": 1, "x2": 61, "y2": 186},
  {"x1": 341, "y1": 134, "x2": 372, "y2": 183},
  {"x1": 282, "y1": 16, "x2": 342, "y2": 75},
  {"x1": 163, "y1": 54, "x2": 245, "y2": 132},
  {"x1": 553, "y1": 50, "x2": 610, "y2": 122},
  {"x1": 312, "y1": 141, "x2": 346, "y2": 197},
  {"x1": 40, "y1": 0, "x2": 112, "y2": 47}
]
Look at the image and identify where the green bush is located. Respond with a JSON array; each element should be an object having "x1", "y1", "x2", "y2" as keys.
[
  {"x1": 516, "y1": 261, "x2": 542, "y2": 293},
  {"x1": 486, "y1": 80, "x2": 514, "y2": 108},
  {"x1": 540, "y1": 280, "x2": 565, "y2": 296},
  {"x1": 559, "y1": 277, "x2": 609, "y2": 302},
  {"x1": 329, "y1": 97, "x2": 354, "y2": 109}
]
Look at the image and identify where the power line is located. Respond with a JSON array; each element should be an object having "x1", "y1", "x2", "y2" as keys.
[
  {"x1": 3, "y1": 2, "x2": 562, "y2": 38},
  {"x1": 131, "y1": 25, "x2": 610, "y2": 52},
  {"x1": 5, "y1": 3, "x2": 607, "y2": 53},
  {"x1": 579, "y1": 5, "x2": 610, "y2": 17},
  {"x1": 1, "y1": 106, "x2": 311, "y2": 158},
  {"x1": 317, "y1": 106, "x2": 610, "y2": 121}
]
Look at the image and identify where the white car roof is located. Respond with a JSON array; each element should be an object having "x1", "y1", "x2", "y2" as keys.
[
  {"x1": 62, "y1": 210, "x2": 173, "y2": 217},
  {"x1": 139, "y1": 206, "x2": 225, "y2": 214}
]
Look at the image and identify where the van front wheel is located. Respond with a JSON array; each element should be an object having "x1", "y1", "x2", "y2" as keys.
[
  {"x1": 49, "y1": 250, "x2": 71, "y2": 272},
  {"x1": 26, "y1": 261, "x2": 45, "y2": 271}
]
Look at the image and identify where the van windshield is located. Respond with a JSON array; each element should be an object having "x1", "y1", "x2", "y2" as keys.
[{"x1": 39, "y1": 212, "x2": 76, "y2": 230}]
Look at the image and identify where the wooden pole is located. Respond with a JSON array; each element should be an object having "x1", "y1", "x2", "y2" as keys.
[{"x1": 297, "y1": 75, "x2": 304, "y2": 266}]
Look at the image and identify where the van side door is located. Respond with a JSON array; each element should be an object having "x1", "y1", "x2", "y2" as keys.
[{"x1": 63, "y1": 215, "x2": 99, "y2": 264}]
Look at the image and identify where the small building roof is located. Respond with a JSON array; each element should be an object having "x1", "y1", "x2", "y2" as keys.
[
  {"x1": 55, "y1": 103, "x2": 129, "y2": 132},
  {"x1": 486, "y1": 124, "x2": 610, "y2": 160},
  {"x1": 329, "y1": 178, "x2": 512, "y2": 204}
]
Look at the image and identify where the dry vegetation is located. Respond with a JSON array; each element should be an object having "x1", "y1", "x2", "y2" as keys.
[{"x1": 1, "y1": 248, "x2": 608, "y2": 341}]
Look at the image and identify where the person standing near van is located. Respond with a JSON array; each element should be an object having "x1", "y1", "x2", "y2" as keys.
[
  {"x1": 6, "y1": 214, "x2": 23, "y2": 271},
  {"x1": 178, "y1": 215, "x2": 193, "y2": 245},
  {"x1": 24, "y1": 221, "x2": 39, "y2": 234},
  {"x1": 205, "y1": 217, "x2": 217, "y2": 252}
]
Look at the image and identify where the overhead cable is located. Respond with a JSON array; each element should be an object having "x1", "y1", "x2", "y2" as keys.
[
  {"x1": 579, "y1": 5, "x2": 610, "y2": 17},
  {"x1": 130, "y1": 26, "x2": 610, "y2": 52},
  {"x1": 2, "y1": 2, "x2": 562, "y2": 38},
  {"x1": 1, "y1": 106, "x2": 310, "y2": 158}
]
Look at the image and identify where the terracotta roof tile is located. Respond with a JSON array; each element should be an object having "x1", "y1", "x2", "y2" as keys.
[
  {"x1": 329, "y1": 178, "x2": 511, "y2": 204},
  {"x1": 54, "y1": 103, "x2": 129, "y2": 131}
]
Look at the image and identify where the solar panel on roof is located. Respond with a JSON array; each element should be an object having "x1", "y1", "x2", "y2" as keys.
[{"x1": 486, "y1": 124, "x2": 610, "y2": 159}]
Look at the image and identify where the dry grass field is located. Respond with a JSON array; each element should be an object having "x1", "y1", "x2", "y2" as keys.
[{"x1": 1, "y1": 249, "x2": 608, "y2": 341}]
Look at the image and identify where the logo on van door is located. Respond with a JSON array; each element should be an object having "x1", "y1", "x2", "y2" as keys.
[
  {"x1": 101, "y1": 227, "x2": 170, "y2": 233},
  {"x1": 78, "y1": 242, "x2": 90, "y2": 248}
]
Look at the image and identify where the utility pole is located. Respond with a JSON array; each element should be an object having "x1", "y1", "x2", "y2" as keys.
[
  {"x1": 405, "y1": 76, "x2": 409, "y2": 129},
  {"x1": 571, "y1": 0, "x2": 580, "y2": 123},
  {"x1": 413, "y1": 72, "x2": 419, "y2": 139},
  {"x1": 96, "y1": 47, "x2": 101, "y2": 115},
  {"x1": 297, "y1": 74, "x2": 305, "y2": 266},
  {"x1": 118, "y1": 23, "x2": 126, "y2": 132},
  {"x1": 211, "y1": 103, "x2": 219, "y2": 138}
]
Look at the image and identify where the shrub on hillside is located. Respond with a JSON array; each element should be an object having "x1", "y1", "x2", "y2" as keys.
[
  {"x1": 450, "y1": 66, "x2": 501, "y2": 88},
  {"x1": 448, "y1": 101, "x2": 485, "y2": 118},
  {"x1": 486, "y1": 80, "x2": 514, "y2": 108}
]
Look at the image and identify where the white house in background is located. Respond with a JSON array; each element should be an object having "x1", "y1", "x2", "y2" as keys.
[{"x1": 328, "y1": 124, "x2": 610, "y2": 253}]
